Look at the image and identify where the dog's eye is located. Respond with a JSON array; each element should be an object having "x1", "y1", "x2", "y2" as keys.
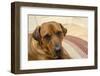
[
  {"x1": 56, "y1": 31, "x2": 62, "y2": 36},
  {"x1": 44, "y1": 34, "x2": 51, "y2": 41}
]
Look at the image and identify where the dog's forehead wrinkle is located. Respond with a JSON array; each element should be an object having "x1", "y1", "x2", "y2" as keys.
[
  {"x1": 40, "y1": 27, "x2": 51, "y2": 37},
  {"x1": 50, "y1": 23, "x2": 62, "y2": 31},
  {"x1": 40, "y1": 22, "x2": 63, "y2": 37}
]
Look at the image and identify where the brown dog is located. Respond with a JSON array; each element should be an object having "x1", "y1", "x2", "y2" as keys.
[{"x1": 28, "y1": 21, "x2": 71, "y2": 60}]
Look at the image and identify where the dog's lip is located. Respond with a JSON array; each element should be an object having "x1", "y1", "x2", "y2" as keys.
[
  {"x1": 54, "y1": 56, "x2": 60, "y2": 59},
  {"x1": 53, "y1": 51, "x2": 61, "y2": 59}
]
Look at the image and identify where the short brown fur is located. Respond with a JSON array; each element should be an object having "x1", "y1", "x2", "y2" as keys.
[{"x1": 28, "y1": 21, "x2": 71, "y2": 60}]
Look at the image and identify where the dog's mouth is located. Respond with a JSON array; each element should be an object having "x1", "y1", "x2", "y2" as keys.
[
  {"x1": 46, "y1": 46, "x2": 62, "y2": 59},
  {"x1": 53, "y1": 49, "x2": 61, "y2": 59}
]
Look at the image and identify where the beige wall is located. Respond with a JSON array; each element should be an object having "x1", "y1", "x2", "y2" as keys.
[{"x1": 28, "y1": 15, "x2": 88, "y2": 41}]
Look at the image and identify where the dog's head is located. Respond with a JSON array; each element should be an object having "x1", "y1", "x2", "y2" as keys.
[{"x1": 32, "y1": 21, "x2": 67, "y2": 59}]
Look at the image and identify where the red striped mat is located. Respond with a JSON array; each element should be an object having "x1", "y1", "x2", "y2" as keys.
[{"x1": 63, "y1": 35, "x2": 88, "y2": 59}]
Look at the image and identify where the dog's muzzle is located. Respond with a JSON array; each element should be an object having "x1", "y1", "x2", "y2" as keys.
[{"x1": 54, "y1": 44, "x2": 62, "y2": 59}]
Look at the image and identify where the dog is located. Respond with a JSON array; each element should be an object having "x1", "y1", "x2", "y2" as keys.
[{"x1": 28, "y1": 21, "x2": 71, "y2": 60}]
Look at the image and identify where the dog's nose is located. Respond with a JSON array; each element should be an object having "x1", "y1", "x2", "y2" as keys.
[{"x1": 55, "y1": 44, "x2": 61, "y2": 51}]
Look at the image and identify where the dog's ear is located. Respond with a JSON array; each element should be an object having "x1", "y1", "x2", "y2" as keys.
[
  {"x1": 32, "y1": 26, "x2": 41, "y2": 41},
  {"x1": 59, "y1": 23, "x2": 67, "y2": 36}
]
